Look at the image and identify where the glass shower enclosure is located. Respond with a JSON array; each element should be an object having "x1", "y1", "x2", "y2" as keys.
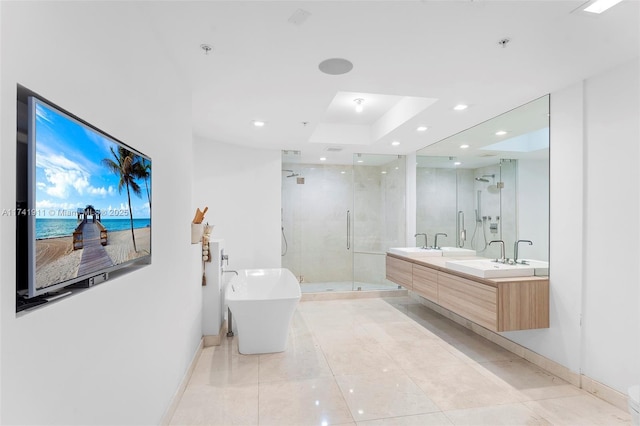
[{"x1": 281, "y1": 152, "x2": 405, "y2": 292}]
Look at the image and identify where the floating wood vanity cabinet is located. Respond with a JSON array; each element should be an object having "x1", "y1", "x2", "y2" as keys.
[
  {"x1": 385, "y1": 255, "x2": 413, "y2": 289},
  {"x1": 412, "y1": 264, "x2": 438, "y2": 303},
  {"x1": 438, "y1": 272, "x2": 498, "y2": 330},
  {"x1": 385, "y1": 254, "x2": 549, "y2": 332}
]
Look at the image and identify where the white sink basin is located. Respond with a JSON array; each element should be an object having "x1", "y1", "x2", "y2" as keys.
[
  {"x1": 439, "y1": 247, "x2": 477, "y2": 257},
  {"x1": 445, "y1": 259, "x2": 535, "y2": 278},
  {"x1": 388, "y1": 247, "x2": 443, "y2": 257}
]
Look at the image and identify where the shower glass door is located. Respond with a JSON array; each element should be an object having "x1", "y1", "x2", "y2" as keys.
[
  {"x1": 298, "y1": 163, "x2": 354, "y2": 290},
  {"x1": 281, "y1": 154, "x2": 354, "y2": 291},
  {"x1": 282, "y1": 152, "x2": 405, "y2": 292},
  {"x1": 352, "y1": 154, "x2": 406, "y2": 291}
]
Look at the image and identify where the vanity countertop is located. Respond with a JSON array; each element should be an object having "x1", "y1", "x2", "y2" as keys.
[{"x1": 386, "y1": 252, "x2": 548, "y2": 287}]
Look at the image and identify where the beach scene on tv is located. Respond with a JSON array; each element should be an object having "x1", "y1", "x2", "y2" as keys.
[{"x1": 33, "y1": 100, "x2": 151, "y2": 290}]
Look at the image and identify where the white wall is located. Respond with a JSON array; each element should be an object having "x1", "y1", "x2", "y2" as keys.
[
  {"x1": 192, "y1": 137, "x2": 281, "y2": 272},
  {"x1": 1, "y1": 3, "x2": 201, "y2": 424},
  {"x1": 581, "y1": 59, "x2": 640, "y2": 391},
  {"x1": 503, "y1": 82, "x2": 585, "y2": 375},
  {"x1": 504, "y1": 59, "x2": 640, "y2": 393}
]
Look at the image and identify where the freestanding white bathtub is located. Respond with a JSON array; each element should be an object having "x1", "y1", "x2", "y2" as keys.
[{"x1": 226, "y1": 268, "x2": 301, "y2": 355}]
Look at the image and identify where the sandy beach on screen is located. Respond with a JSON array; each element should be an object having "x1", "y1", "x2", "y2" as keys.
[{"x1": 35, "y1": 227, "x2": 150, "y2": 289}]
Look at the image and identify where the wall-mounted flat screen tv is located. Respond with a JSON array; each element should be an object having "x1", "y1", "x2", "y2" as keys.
[{"x1": 16, "y1": 86, "x2": 151, "y2": 302}]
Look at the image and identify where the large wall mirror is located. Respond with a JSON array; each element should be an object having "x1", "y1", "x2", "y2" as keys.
[{"x1": 416, "y1": 95, "x2": 549, "y2": 264}]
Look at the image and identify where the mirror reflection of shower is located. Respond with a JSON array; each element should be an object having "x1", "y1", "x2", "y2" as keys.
[
  {"x1": 281, "y1": 168, "x2": 302, "y2": 257},
  {"x1": 471, "y1": 190, "x2": 489, "y2": 252}
]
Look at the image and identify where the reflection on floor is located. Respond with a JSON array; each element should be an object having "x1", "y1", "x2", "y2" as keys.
[
  {"x1": 170, "y1": 296, "x2": 631, "y2": 425},
  {"x1": 300, "y1": 281, "x2": 400, "y2": 293}
]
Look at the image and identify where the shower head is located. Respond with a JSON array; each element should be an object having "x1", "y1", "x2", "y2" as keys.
[
  {"x1": 282, "y1": 170, "x2": 299, "y2": 178},
  {"x1": 475, "y1": 174, "x2": 495, "y2": 183}
]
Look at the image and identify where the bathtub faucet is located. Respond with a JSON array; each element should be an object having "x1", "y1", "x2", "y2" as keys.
[{"x1": 223, "y1": 269, "x2": 239, "y2": 276}]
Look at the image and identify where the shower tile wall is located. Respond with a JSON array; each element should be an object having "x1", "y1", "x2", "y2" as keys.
[
  {"x1": 282, "y1": 163, "x2": 353, "y2": 283},
  {"x1": 282, "y1": 157, "x2": 405, "y2": 286}
]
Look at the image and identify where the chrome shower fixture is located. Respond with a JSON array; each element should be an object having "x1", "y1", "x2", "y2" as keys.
[
  {"x1": 282, "y1": 169, "x2": 299, "y2": 178},
  {"x1": 475, "y1": 174, "x2": 496, "y2": 183}
]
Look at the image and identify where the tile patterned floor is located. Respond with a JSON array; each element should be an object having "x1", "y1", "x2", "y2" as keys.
[{"x1": 170, "y1": 296, "x2": 631, "y2": 426}]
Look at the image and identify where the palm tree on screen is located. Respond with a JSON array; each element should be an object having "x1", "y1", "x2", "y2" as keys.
[{"x1": 102, "y1": 146, "x2": 141, "y2": 252}]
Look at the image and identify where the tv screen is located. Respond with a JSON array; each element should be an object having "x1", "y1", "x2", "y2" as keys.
[{"x1": 17, "y1": 86, "x2": 151, "y2": 301}]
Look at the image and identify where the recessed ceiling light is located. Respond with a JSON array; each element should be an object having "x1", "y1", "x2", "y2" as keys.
[
  {"x1": 357, "y1": 160, "x2": 363, "y2": 163},
  {"x1": 252, "y1": 120, "x2": 265, "y2": 127},
  {"x1": 453, "y1": 104, "x2": 468, "y2": 111},
  {"x1": 200, "y1": 44, "x2": 213, "y2": 55},
  {"x1": 319, "y1": 157, "x2": 327, "y2": 161},
  {"x1": 460, "y1": 144, "x2": 470, "y2": 149},
  {"x1": 391, "y1": 141, "x2": 400, "y2": 146},
  {"x1": 454, "y1": 162, "x2": 462, "y2": 166},
  {"x1": 381, "y1": 171, "x2": 387, "y2": 174},
  {"x1": 496, "y1": 130, "x2": 508, "y2": 136},
  {"x1": 340, "y1": 171, "x2": 346, "y2": 174},
  {"x1": 584, "y1": 0, "x2": 623, "y2": 14},
  {"x1": 354, "y1": 98, "x2": 364, "y2": 113},
  {"x1": 416, "y1": 126, "x2": 428, "y2": 132}
]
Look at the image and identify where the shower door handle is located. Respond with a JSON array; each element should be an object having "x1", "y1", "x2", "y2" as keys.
[{"x1": 346, "y1": 210, "x2": 351, "y2": 250}]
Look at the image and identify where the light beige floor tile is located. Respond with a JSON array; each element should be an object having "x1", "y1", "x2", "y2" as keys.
[
  {"x1": 189, "y1": 339, "x2": 260, "y2": 386},
  {"x1": 524, "y1": 394, "x2": 632, "y2": 425},
  {"x1": 172, "y1": 297, "x2": 616, "y2": 426},
  {"x1": 384, "y1": 338, "x2": 467, "y2": 371},
  {"x1": 258, "y1": 376, "x2": 353, "y2": 426},
  {"x1": 409, "y1": 362, "x2": 522, "y2": 411},
  {"x1": 169, "y1": 383, "x2": 258, "y2": 426},
  {"x1": 323, "y1": 342, "x2": 402, "y2": 376},
  {"x1": 335, "y1": 372, "x2": 440, "y2": 422},
  {"x1": 410, "y1": 317, "x2": 477, "y2": 344},
  {"x1": 357, "y1": 412, "x2": 453, "y2": 425},
  {"x1": 258, "y1": 344, "x2": 333, "y2": 382},
  {"x1": 473, "y1": 359, "x2": 585, "y2": 401},
  {"x1": 360, "y1": 320, "x2": 441, "y2": 345},
  {"x1": 445, "y1": 334, "x2": 521, "y2": 364},
  {"x1": 313, "y1": 324, "x2": 381, "y2": 350},
  {"x1": 443, "y1": 402, "x2": 551, "y2": 425}
]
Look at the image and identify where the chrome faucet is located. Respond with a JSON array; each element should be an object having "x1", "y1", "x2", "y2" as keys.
[
  {"x1": 414, "y1": 233, "x2": 428, "y2": 249},
  {"x1": 514, "y1": 240, "x2": 533, "y2": 264},
  {"x1": 489, "y1": 240, "x2": 506, "y2": 263},
  {"x1": 433, "y1": 233, "x2": 448, "y2": 250}
]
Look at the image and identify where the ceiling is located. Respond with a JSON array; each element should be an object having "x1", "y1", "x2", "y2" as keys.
[{"x1": 145, "y1": 1, "x2": 639, "y2": 165}]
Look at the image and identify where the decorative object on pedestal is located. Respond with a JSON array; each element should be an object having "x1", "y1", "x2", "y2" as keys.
[
  {"x1": 201, "y1": 222, "x2": 214, "y2": 285},
  {"x1": 191, "y1": 206, "x2": 208, "y2": 244}
]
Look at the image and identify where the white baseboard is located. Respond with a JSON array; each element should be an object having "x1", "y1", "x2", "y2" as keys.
[{"x1": 160, "y1": 338, "x2": 204, "y2": 426}]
